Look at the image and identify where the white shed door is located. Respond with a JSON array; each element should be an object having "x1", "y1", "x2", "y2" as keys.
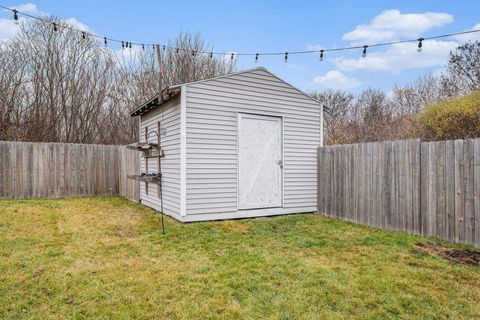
[{"x1": 238, "y1": 113, "x2": 282, "y2": 210}]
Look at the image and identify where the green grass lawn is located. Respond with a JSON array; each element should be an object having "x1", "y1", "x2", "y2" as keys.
[{"x1": 1, "y1": 196, "x2": 479, "y2": 319}]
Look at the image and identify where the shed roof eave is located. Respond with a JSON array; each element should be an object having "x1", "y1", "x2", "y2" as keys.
[{"x1": 129, "y1": 87, "x2": 180, "y2": 117}]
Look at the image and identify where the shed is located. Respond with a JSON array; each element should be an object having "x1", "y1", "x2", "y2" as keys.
[{"x1": 129, "y1": 67, "x2": 323, "y2": 222}]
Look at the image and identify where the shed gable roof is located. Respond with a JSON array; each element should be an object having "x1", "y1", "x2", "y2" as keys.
[
  {"x1": 171, "y1": 67, "x2": 321, "y2": 105},
  {"x1": 131, "y1": 67, "x2": 322, "y2": 117}
]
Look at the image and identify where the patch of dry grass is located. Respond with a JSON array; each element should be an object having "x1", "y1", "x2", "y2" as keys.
[{"x1": 1, "y1": 196, "x2": 479, "y2": 319}]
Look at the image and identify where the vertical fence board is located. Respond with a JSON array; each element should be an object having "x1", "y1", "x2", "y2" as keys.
[
  {"x1": 436, "y1": 141, "x2": 446, "y2": 240},
  {"x1": 474, "y1": 139, "x2": 480, "y2": 247},
  {"x1": 454, "y1": 140, "x2": 465, "y2": 243},
  {"x1": 464, "y1": 139, "x2": 475, "y2": 245},
  {"x1": 445, "y1": 140, "x2": 456, "y2": 242}
]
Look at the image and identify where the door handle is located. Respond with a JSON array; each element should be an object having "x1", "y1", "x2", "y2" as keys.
[{"x1": 275, "y1": 160, "x2": 283, "y2": 168}]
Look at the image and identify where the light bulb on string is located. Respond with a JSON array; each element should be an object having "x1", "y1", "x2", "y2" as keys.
[
  {"x1": 284, "y1": 52, "x2": 288, "y2": 63},
  {"x1": 121, "y1": 41, "x2": 125, "y2": 50},
  {"x1": 142, "y1": 44, "x2": 145, "y2": 51},
  {"x1": 82, "y1": 31, "x2": 86, "y2": 40},
  {"x1": 13, "y1": 9, "x2": 19, "y2": 25},
  {"x1": 53, "y1": 22, "x2": 58, "y2": 32},
  {"x1": 417, "y1": 38, "x2": 424, "y2": 52},
  {"x1": 320, "y1": 49, "x2": 324, "y2": 61},
  {"x1": 255, "y1": 53, "x2": 259, "y2": 63},
  {"x1": 209, "y1": 52, "x2": 213, "y2": 58},
  {"x1": 129, "y1": 42, "x2": 132, "y2": 50},
  {"x1": 230, "y1": 53, "x2": 234, "y2": 61},
  {"x1": 104, "y1": 37, "x2": 108, "y2": 48},
  {"x1": 362, "y1": 45, "x2": 368, "y2": 58}
]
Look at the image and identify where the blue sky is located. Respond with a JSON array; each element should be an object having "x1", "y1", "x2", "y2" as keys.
[{"x1": 1, "y1": 0, "x2": 479, "y2": 94}]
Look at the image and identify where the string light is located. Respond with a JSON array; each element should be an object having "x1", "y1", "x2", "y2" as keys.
[
  {"x1": 13, "y1": 9, "x2": 19, "y2": 25},
  {"x1": 417, "y1": 37, "x2": 424, "y2": 52},
  {"x1": 284, "y1": 52, "x2": 288, "y2": 63},
  {"x1": 2, "y1": 5, "x2": 480, "y2": 63},
  {"x1": 209, "y1": 52, "x2": 213, "y2": 58},
  {"x1": 362, "y1": 45, "x2": 368, "y2": 58},
  {"x1": 128, "y1": 42, "x2": 132, "y2": 49},
  {"x1": 142, "y1": 43, "x2": 145, "y2": 51},
  {"x1": 121, "y1": 41, "x2": 125, "y2": 50},
  {"x1": 231, "y1": 52, "x2": 234, "y2": 60}
]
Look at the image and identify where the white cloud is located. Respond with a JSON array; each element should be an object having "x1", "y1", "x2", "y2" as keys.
[
  {"x1": 113, "y1": 43, "x2": 147, "y2": 64},
  {"x1": 64, "y1": 17, "x2": 90, "y2": 32},
  {"x1": 313, "y1": 70, "x2": 362, "y2": 89},
  {"x1": 452, "y1": 23, "x2": 480, "y2": 42},
  {"x1": 343, "y1": 9, "x2": 453, "y2": 44},
  {"x1": 0, "y1": 18, "x2": 18, "y2": 41},
  {"x1": 9, "y1": 3, "x2": 39, "y2": 14},
  {"x1": 223, "y1": 51, "x2": 237, "y2": 62},
  {"x1": 0, "y1": 4, "x2": 93, "y2": 42},
  {"x1": 333, "y1": 40, "x2": 458, "y2": 73},
  {"x1": 0, "y1": 3, "x2": 41, "y2": 41}
]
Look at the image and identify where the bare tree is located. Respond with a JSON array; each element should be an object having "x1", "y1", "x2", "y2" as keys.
[
  {"x1": 0, "y1": 18, "x2": 236, "y2": 144},
  {"x1": 441, "y1": 40, "x2": 480, "y2": 95},
  {"x1": 0, "y1": 18, "x2": 115, "y2": 143},
  {"x1": 311, "y1": 89, "x2": 353, "y2": 145},
  {"x1": 107, "y1": 32, "x2": 237, "y2": 143},
  {"x1": 392, "y1": 73, "x2": 444, "y2": 116}
]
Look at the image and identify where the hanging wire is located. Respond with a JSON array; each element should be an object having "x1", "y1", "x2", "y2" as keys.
[{"x1": 2, "y1": 4, "x2": 480, "y2": 59}]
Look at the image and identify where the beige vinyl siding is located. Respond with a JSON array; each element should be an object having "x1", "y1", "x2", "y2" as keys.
[
  {"x1": 139, "y1": 97, "x2": 181, "y2": 218},
  {"x1": 185, "y1": 68, "x2": 321, "y2": 216}
]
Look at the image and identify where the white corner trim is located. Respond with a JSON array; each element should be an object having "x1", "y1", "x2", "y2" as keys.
[
  {"x1": 180, "y1": 85, "x2": 187, "y2": 216},
  {"x1": 319, "y1": 105, "x2": 324, "y2": 147}
]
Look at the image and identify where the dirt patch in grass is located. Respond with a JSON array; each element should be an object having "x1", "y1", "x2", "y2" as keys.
[{"x1": 416, "y1": 242, "x2": 480, "y2": 266}]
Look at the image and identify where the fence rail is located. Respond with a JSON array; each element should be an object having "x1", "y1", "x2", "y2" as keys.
[
  {"x1": 318, "y1": 138, "x2": 480, "y2": 247},
  {"x1": 0, "y1": 141, "x2": 139, "y2": 201}
]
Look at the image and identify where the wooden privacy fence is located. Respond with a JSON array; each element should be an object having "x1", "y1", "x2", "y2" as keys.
[
  {"x1": 0, "y1": 141, "x2": 139, "y2": 201},
  {"x1": 318, "y1": 138, "x2": 480, "y2": 247}
]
